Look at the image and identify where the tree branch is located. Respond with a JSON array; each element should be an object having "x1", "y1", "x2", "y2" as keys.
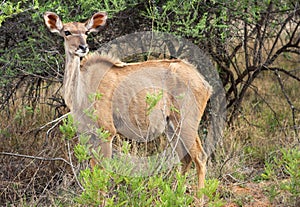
[
  {"x1": 0, "y1": 152, "x2": 71, "y2": 165},
  {"x1": 274, "y1": 69, "x2": 299, "y2": 139}
]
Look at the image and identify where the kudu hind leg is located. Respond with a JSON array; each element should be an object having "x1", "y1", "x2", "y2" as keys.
[
  {"x1": 190, "y1": 137, "x2": 207, "y2": 189},
  {"x1": 178, "y1": 138, "x2": 207, "y2": 189},
  {"x1": 181, "y1": 153, "x2": 192, "y2": 174},
  {"x1": 166, "y1": 119, "x2": 206, "y2": 189},
  {"x1": 175, "y1": 133, "x2": 207, "y2": 189}
]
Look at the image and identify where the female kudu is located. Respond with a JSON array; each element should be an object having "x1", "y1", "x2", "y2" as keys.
[{"x1": 43, "y1": 11, "x2": 212, "y2": 191}]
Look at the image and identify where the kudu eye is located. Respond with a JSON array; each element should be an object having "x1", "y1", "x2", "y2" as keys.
[{"x1": 64, "y1": 31, "x2": 71, "y2": 36}]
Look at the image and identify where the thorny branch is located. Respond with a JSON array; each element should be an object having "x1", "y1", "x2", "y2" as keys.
[
  {"x1": 0, "y1": 150, "x2": 85, "y2": 191},
  {"x1": 223, "y1": 5, "x2": 300, "y2": 124},
  {"x1": 0, "y1": 152, "x2": 70, "y2": 165},
  {"x1": 274, "y1": 70, "x2": 299, "y2": 140}
]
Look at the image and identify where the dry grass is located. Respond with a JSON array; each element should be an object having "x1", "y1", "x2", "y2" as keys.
[{"x1": 0, "y1": 97, "x2": 78, "y2": 206}]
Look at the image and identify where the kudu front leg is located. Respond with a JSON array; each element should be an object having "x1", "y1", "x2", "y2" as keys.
[{"x1": 89, "y1": 130, "x2": 114, "y2": 168}]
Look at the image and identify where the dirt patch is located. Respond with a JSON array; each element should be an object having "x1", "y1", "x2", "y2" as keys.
[{"x1": 223, "y1": 182, "x2": 273, "y2": 207}]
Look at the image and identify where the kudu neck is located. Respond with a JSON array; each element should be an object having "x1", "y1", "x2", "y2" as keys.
[{"x1": 63, "y1": 51, "x2": 81, "y2": 110}]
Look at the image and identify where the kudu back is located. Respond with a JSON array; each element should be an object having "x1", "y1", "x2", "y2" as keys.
[{"x1": 44, "y1": 11, "x2": 212, "y2": 190}]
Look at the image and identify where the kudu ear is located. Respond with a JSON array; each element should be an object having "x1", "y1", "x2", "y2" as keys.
[
  {"x1": 43, "y1": 12, "x2": 63, "y2": 34},
  {"x1": 85, "y1": 12, "x2": 107, "y2": 33}
]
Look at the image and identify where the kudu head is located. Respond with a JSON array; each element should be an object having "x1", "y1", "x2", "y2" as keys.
[{"x1": 43, "y1": 12, "x2": 107, "y2": 57}]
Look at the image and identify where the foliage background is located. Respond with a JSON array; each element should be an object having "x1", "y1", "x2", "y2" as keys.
[{"x1": 0, "y1": 0, "x2": 299, "y2": 206}]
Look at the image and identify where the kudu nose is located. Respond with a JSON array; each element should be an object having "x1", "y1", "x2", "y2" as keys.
[{"x1": 79, "y1": 45, "x2": 88, "y2": 52}]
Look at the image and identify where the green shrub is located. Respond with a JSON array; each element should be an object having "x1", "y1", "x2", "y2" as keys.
[
  {"x1": 59, "y1": 115, "x2": 225, "y2": 206},
  {"x1": 198, "y1": 179, "x2": 225, "y2": 207},
  {"x1": 262, "y1": 148, "x2": 300, "y2": 205}
]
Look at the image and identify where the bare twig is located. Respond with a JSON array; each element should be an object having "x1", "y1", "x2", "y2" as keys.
[
  {"x1": 38, "y1": 112, "x2": 70, "y2": 139},
  {"x1": 0, "y1": 149, "x2": 85, "y2": 191},
  {"x1": 222, "y1": 173, "x2": 248, "y2": 185},
  {"x1": 249, "y1": 83, "x2": 287, "y2": 136},
  {"x1": 274, "y1": 69, "x2": 299, "y2": 140},
  {"x1": 67, "y1": 140, "x2": 84, "y2": 191},
  {"x1": 39, "y1": 112, "x2": 70, "y2": 130},
  {"x1": 0, "y1": 152, "x2": 70, "y2": 165}
]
